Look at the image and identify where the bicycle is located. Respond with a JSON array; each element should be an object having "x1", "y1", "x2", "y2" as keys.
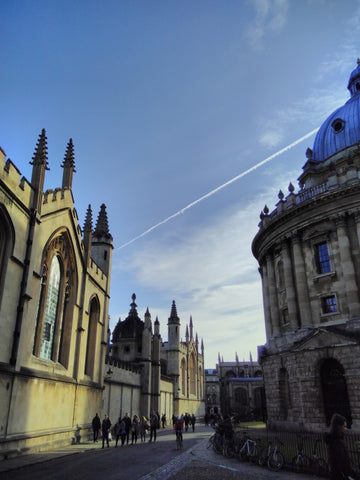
[
  {"x1": 258, "y1": 437, "x2": 284, "y2": 471},
  {"x1": 291, "y1": 436, "x2": 328, "y2": 476},
  {"x1": 237, "y1": 432, "x2": 260, "y2": 463},
  {"x1": 175, "y1": 430, "x2": 183, "y2": 450}
]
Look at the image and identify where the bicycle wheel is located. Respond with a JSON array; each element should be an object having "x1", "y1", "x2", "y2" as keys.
[
  {"x1": 268, "y1": 450, "x2": 284, "y2": 471},
  {"x1": 249, "y1": 445, "x2": 259, "y2": 464},
  {"x1": 291, "y1": 454, "x2": 310, "y2": 472},
  {"x1": 223, "y1": 442, "x2": 234, "y2": 458},
  {"x1": 258, "y1": 446, "x2": 269, "y2": 467}
]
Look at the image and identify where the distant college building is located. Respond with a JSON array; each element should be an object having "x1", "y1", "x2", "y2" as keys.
[
  {"x1": 252, "y1": 60, "x2": 360, "y2": 431},
  {"x1": 205, "y1": 354, "x2": 264, "y2": 420}
]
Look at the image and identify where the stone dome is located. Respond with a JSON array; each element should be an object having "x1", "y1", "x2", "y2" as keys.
[{"x1": 312, "y1": 60, "x2": 360, "y2": 163}]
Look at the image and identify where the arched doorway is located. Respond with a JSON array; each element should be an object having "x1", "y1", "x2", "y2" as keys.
[{"x1": 321, "y1": 358, "x2": 351, "y2": 427}]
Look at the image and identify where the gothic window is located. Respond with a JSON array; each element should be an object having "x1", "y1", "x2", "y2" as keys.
[
  {"x1": 321, "y1": 295, "x2": 337, "y2": 315},
  {"x1": 315, "y1": 242, "x2": 331, "y2": 274},
  {"x1": 0, "y1": 207, "x2": 14, "y2": 312},
  {"x1": 39, "y1": 256, "x2": 61, "y2": 359},
  {"x1": 212, "y1": 393, "x2": 217, "y2": 404},
  {"x1": 189, "y1": 353, "x2": 196, "y2": 395},
  {"x1": 33, "y1": 232, "x2": 77, "y2": 367},
  {"x1": 85, "y1": 296, "x2": 100, "y2": 377},
  {"x1": 181, "y1": 358, "x2": 186, "y2": 395}
]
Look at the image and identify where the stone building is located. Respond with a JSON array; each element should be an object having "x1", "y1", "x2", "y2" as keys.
[
  {"x1": 0, "y1": 130, "x2": 113, "y2": 456},
  {"x1": 106, "y1": 295, "x2": 205, "y2": 422},
  {"x1": 218, "y1": 354, "x2": 264, "y2": 420},
  {"x1": 252, "y1": 60, "x2": 360, "y2": 432}
]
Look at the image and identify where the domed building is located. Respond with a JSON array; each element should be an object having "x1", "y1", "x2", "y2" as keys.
[{"x1": 252, "y1": 60, "x2": 360, "y2": 432}]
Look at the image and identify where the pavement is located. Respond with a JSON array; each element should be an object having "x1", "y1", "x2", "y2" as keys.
[{"x1": 0, "y1": 429, "x2": 322, "y2": 480}]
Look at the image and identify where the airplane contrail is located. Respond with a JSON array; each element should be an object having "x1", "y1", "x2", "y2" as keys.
[{"x1": 118, "y1": 127, "x2": 319, "y2": 250}]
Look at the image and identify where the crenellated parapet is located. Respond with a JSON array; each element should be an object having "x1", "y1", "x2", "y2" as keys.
[{"x1": 0, "y1": 148, "x2": 33, "y2": 208}]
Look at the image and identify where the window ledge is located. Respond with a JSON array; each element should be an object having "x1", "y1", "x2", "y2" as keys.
[{"x1": 313, "y1": 271, "x2": 336, "y2": 282}]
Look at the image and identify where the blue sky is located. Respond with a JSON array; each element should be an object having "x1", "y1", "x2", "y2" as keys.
[{"x1": 1, "y1": 0, "x2": 359, "y2": 367}]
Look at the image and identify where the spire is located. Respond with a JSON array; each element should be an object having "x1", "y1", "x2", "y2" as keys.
[
  {"x1": 201, "y1": 338, "x2": 204, "y2": 354},
  {"x1": 144, "y1": 307, "x2": 152, "y2": 329},
  {"x1": 235, "y1": 352, "x2": 239, "y2": 364},
  {"x1": 83, "y1": 204, "x2": 93, "y2": 234},
  {"x1": 185, "y1": 325, "x2": 189, "y2": 343},
  {"x1": 61, "y1": 138, "x2": 76, "y2": 190},
  {"x1": 168, "y1": 300, "x2": 179, "y2": 323},
  {"x1": 30, "y1": 128, "x2": 48, "y2": 169},
  {"x1": 93, "y1": 204, "x2": 111, "y2": 238},
  {"x1": 83, "y1": 204, "x2": 93, "y2": 261},
  {"x1": 128, "y1": 293, "x2": 138, "y2": 318},
  {"x1": 30, "y1": 128, "x2": 49, "y2": 212},
  {"x1": 250, "y1": 351, "x2": 253, "y2": 364},
  {"x1": 218, "y1": 352, "x2": 221, "y2": 365},
  {"x1": 189, "y1": 315, "x2": 193, "y2": 339},
  {"x1": 154, "y1": 316, "x2": 160, "y2": 336}
]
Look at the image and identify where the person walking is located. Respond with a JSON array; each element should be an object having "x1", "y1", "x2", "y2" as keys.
[
  {"x1": 190, "y1": 414, "x2": 196, "y2": 432},
  {"x1": 161, "y1": 413, "x2": 166, "y2": 428},
  {"x1": 140, "y1": 416, "x2": 149, "y2": 442},
  {"x1": 101, "y1": 414, "x2": 111, "y2": 449},
  {"x1": 325, "y1": 413, "x2": 360, "y2": 480},
  {"x1": 92, "y1": 413, "x2": 101, "y2": 443},
  {"x1": 115, "y1": 417, "x2": 126, "y2": 447},
  {"x1": 122, "y1": 412, "x2": 132, "y2": 445},
  {"x1": 131, "y1": 415, "x2": 140, "y2": 445},
  {"x1": 149, "y1": 412, "x2": 158, "y2": 442}
]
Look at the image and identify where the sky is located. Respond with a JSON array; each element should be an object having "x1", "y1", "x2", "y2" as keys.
[{"x1": 1, "y1": 0, "x2": 359, "y2": 368}]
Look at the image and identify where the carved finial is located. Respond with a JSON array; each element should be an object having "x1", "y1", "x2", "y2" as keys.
[
  {"x1": 288, "y1": 182, "x2": 294, "y2": 193},
  {"x1": 263, "y1": 205, "x2": 269, "y2": 215},
  {"x1": 278, "y1": 190, "x2": 284, "y2": 200},
  {"x1": 306, "y1": 147, "x2": 313, "y2": 159},
  {"x1": 94, "y1": 204, "x2": 110, "y2": 237}
]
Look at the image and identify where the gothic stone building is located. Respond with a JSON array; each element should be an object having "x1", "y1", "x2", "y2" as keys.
[
  {"x1": 0, "y1": 130, "x2": 113, "y2": 456},
  {"x1": 108, "y1": 295, "x2": 205, "y2": 420},
  {"x1": 205, "y1": 354, "x2": 264, "y2": 420},
  {"x1": 252, "y1": 60, "x2": 360, "y2": 432}
]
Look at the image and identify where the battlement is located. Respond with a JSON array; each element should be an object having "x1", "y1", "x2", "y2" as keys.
[
  {"x1": 88, "y1": 258, "x2": 108, "y2": 289},
  {"x1": 0, "y1": 149, "x2": 33, "y2": 208}
]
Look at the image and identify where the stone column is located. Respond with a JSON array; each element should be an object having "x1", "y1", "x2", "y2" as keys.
[
  {"x1": 336, "y1": 216, "x2": 360, "y2": 317},
  {"x1": 259, "y1": 262, "x2": 273, "y2": 339},
  {"x1": 281, "y1": 240, "x2": 298, "y2": 329},
  {"x1": 292, "y1": 235, "x2": 313, "y2": 326},
  {"x1": 266, "y1": 253, "x2": 280, "y2": 336}
]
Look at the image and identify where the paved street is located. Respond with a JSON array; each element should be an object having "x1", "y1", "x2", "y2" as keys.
[{"x1": 0, "y1": 426, "x2": 320, "y2": 480}]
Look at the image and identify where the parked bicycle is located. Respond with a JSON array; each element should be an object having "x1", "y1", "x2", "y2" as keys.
[
  {"x1": 258, "y1": 437, "x2": 284, "y2": 471},
  {"x1": 291, "y1": 435, "x2": 328, "y2": 476},
  {"x1": 237, "y1": 432, "x2": 260, "y2": 463}
]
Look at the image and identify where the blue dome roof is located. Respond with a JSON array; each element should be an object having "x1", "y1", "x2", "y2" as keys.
[{"x1": 312, "y1": 60, "x2": 360, "y2": 162}]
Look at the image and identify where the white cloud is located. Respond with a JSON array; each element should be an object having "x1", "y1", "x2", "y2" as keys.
[{"x1": 245, "y1": 0, "x2": 289, "y2": 49}]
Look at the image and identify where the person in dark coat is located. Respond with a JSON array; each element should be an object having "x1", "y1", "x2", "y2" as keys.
[
  {"x1": 190, "y1": 414, "x2": 196, "y2": 432},
  {"x1": 101, "y1": 414, "x2": 111, "y2": 449},
  {"x1": 149, "y1": 412, "x2": 158, "y2": 442},
  {"x1": 92, "y1": 413, "x2": 101, "y2": 443},
  {"x1": 325, "y1": 413, "x2": 360, "y2": 480},
  {"x1": 122, "y1": 412, "x2": 132, "y2": 445}
]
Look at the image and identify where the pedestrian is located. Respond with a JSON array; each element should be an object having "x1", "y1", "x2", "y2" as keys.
[
  {"x1": 184, "y1": 413, "x2": 189, "y2": 431},
  {"x1": 140, "y1": 416, "x2": 149, "y2": 442},
  {"x1": 122, "y1": 412, "x2": 132, "y2": 445},
  {"x1": 115, "y1": 417, "x2": 126, "y2": 447},
  {"x1": 101, "y1": 414, "x2": 111, "y2": 449},
  {"x1": 131, "y1": 415, "x2": 140, "y2": 445},
  {"x1": 190, "y1": 414, "x2": 196, "y2": 432},
  {"x1": 92, "y1": 413, "x2": 101, "y2": 443},
  {"x1": 149, "y1": 412, "x2": 158, "y2": 442},
  {"x1": 325, "y1": 413, "x2": 360, "y2": 480},
  {"x1": 161, "y1": 413, "x2": 166, "y2": 428}
]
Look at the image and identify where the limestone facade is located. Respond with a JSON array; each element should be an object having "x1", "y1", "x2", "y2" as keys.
[
  {"x1": 0, "y1": 130, "x2": 113, "y2": 456},
  {"x1": 252, "y1": 61, "x2": 360, "y2": 432}
]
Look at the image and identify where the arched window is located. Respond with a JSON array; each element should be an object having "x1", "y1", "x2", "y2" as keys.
[
  {"x1": 33, "y1": 232, "x2": 77, "y2": 367},
  {"x1": 0, "y1": 207, "x2": 14, "y2": 313},
  {"x1": 189, "y1": 353, "x2": 196, "y2": 395},
  {"x1": 198, "y1": 366, "x2": 203, "y2": 398},
  {"x1": 321, "y1": 358, "x2": 351, "y2": 427},
  {"x1": 181, "y1": 358, "x2": 186, "y2": 395},
  {"x1": 40, "y1": 256, "x2": 61, "y2": 359},
  {"x1": 85, "y1": 296, "x2": 100, "y2": 377}
]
